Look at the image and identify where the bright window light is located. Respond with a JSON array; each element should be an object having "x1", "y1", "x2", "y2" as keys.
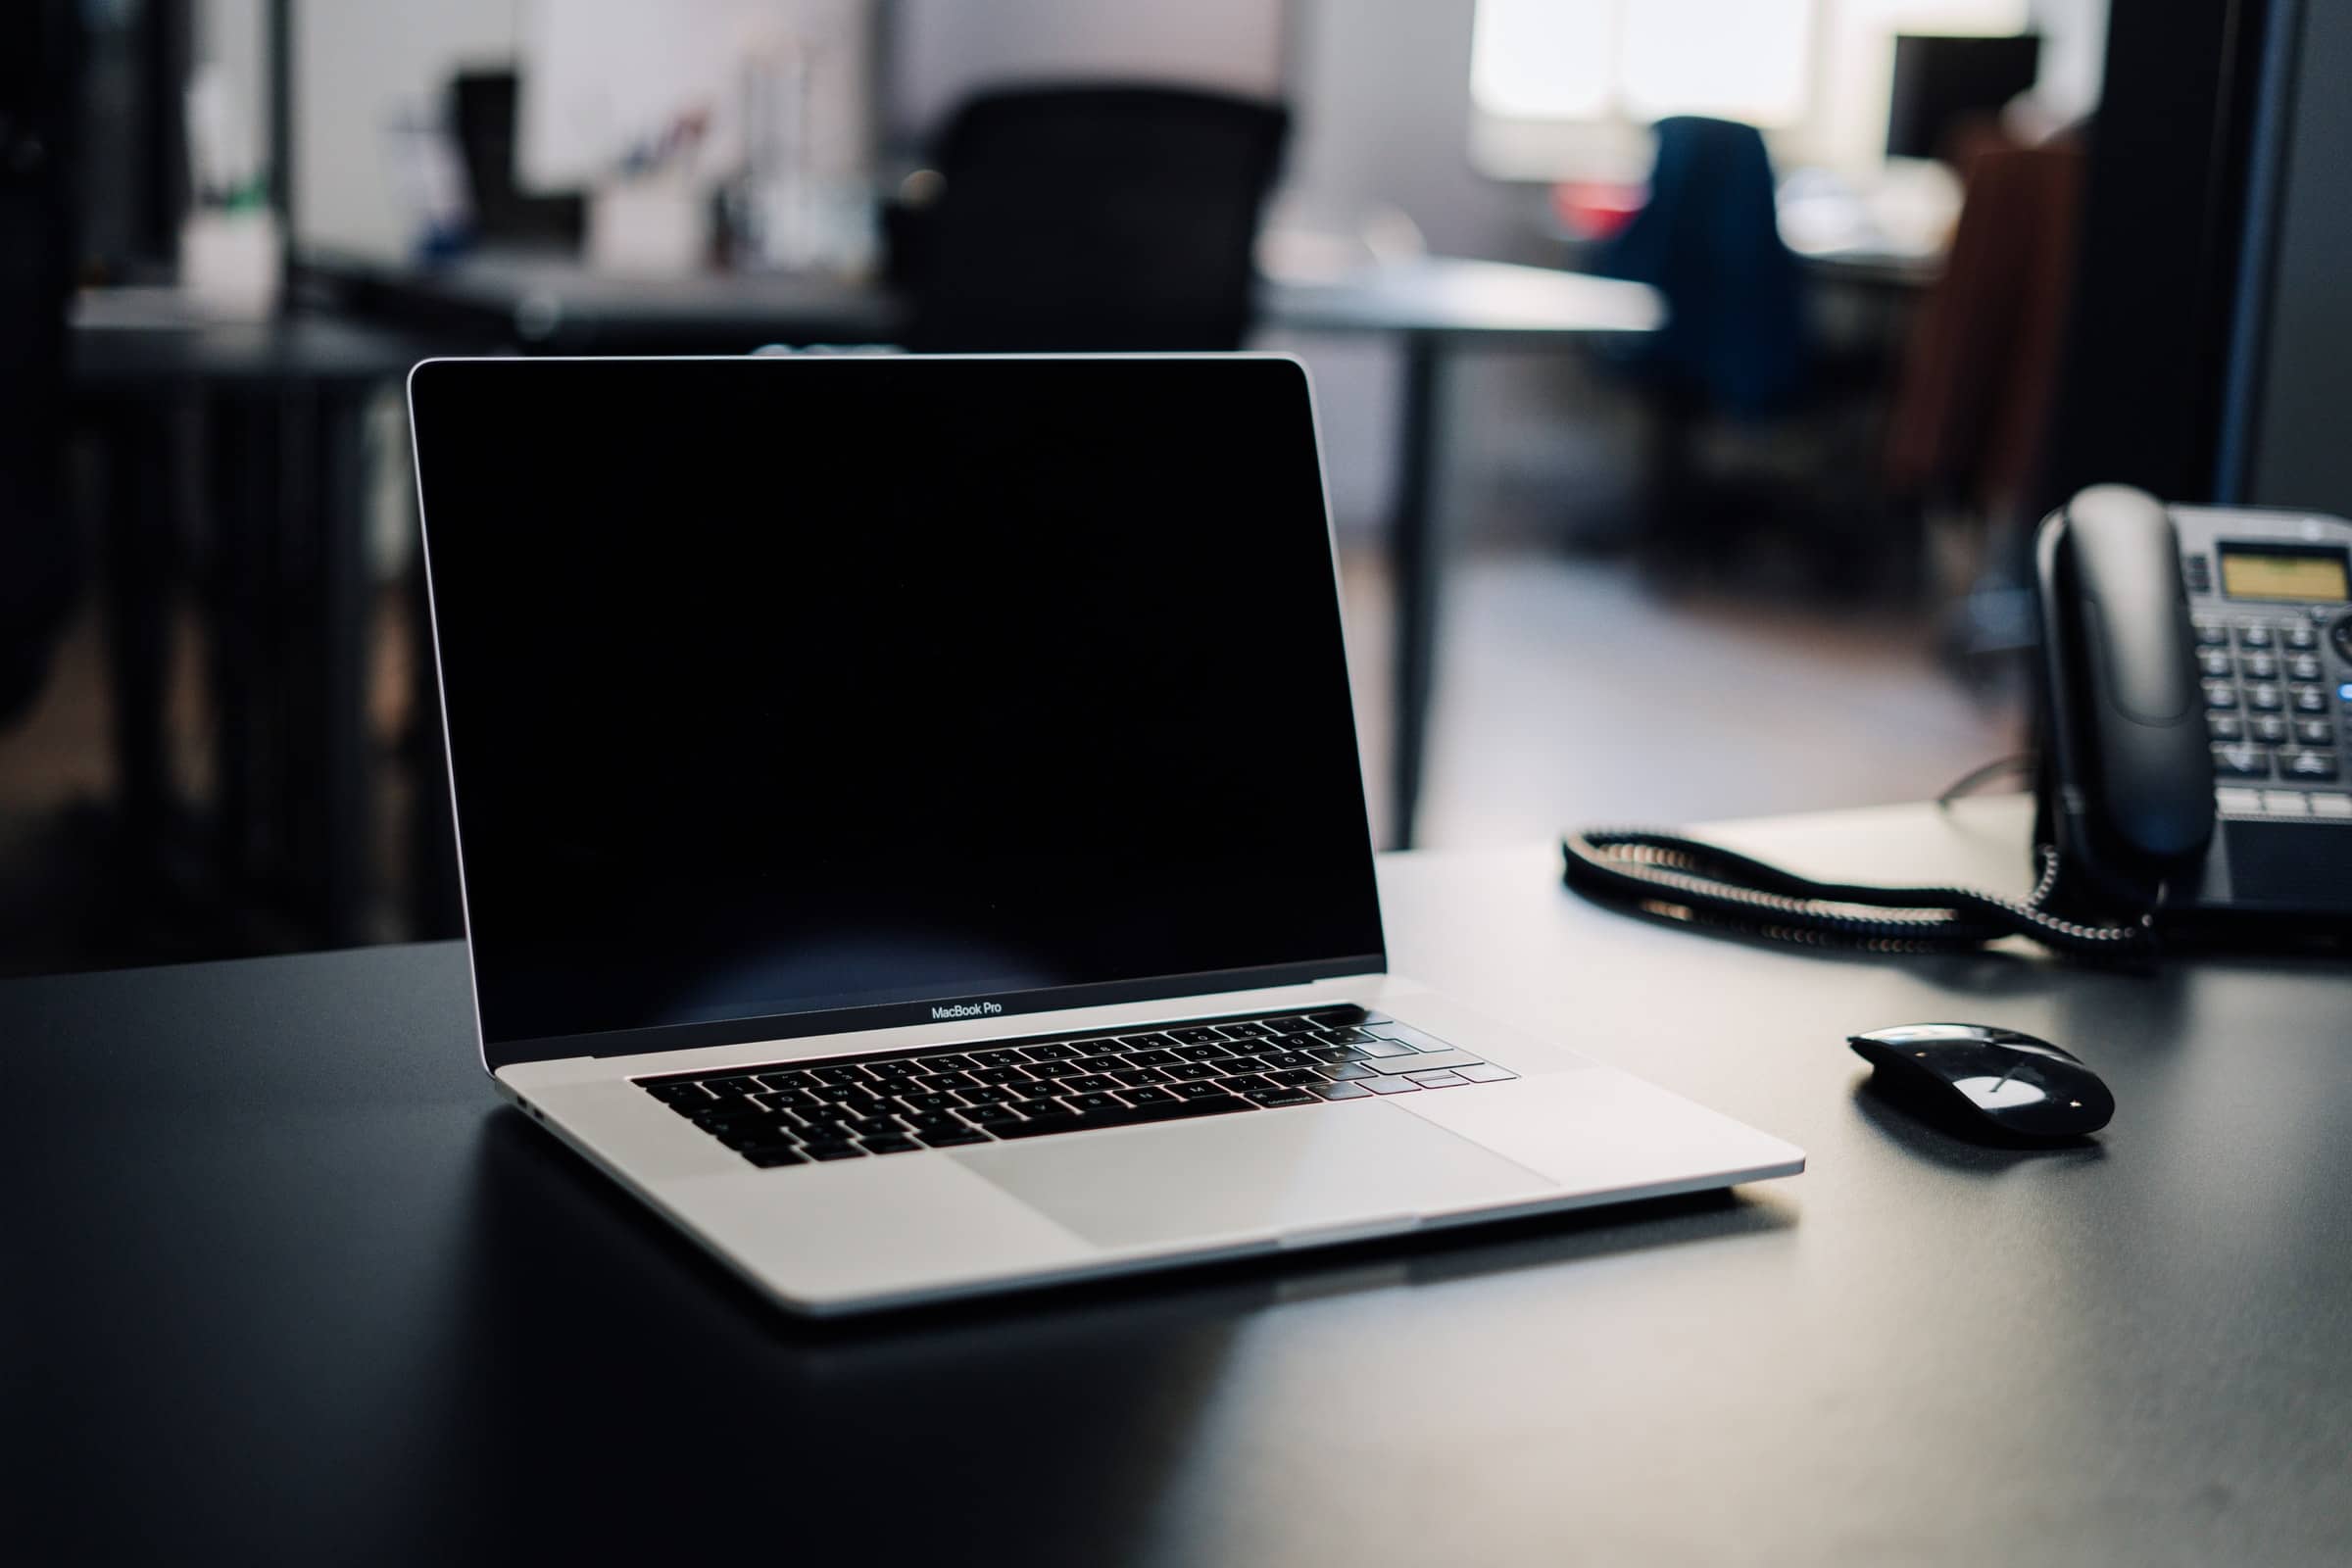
[
  {"x1": 1472, "y1": 0, "x2": 1813, "y2": 127},
  {"x1": 1619, "y1": 0, "x2": 1813, "y2": 125},
  {"x1": 1471, "y1": 0, "x2": 1617, "y2": 122}
]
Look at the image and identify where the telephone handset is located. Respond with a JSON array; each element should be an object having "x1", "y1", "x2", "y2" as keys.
[{"x1": 1561, "y1": 485, "x2": 2352, "y2": 956}]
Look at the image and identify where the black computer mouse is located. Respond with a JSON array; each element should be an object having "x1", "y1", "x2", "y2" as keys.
[{"x1": 1848, "y1": 1023, "x2": 2114, "y2": 1142}]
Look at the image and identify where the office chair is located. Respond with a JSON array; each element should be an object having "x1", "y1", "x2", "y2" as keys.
[
  {"x1": 0, "y1": 0, "x2": 82, "y2": 727},
  {"x1": 890, "y1": 83, "x2": 1290, "y2": 353},
  {"x1": 1591, "y1": 117, "x2": 1897, "y2": 594}
]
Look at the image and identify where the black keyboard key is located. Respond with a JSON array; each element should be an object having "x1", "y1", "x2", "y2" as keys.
[
  {"x1": 1025, "y1": 1058, "x2": 1084, "y2": 1080},
  {"x1": 1260, "y1": 1051, "x2": 1316, "y2": 1070},
  {"x1": 1021, "y1": 1043, "x2": 1077, "y2": 1061},
  {"x1": 801, "y1": 1140, "x2": 864, "y2": 1161},
  {"x1": 1111, "y1": 1066, "x2": 1169, "y2": 1088},
  {"x1": 1217, "y1": 1022, "x2": 1272, "y2": 1038},
  {"x1": 1167, "y1": 1061, "x2": 1224, "y2": 1081},
  {"x1": 1309, "y1": 1006, "x2": 1394, "y2": 1028},
  {"x1": 925, "y1": 1071, "x2": 978, "y2": 1091},
  {"x1": 754, "y1": 1069, "x2": 812, "y2": 1092},
  {"x1": 1326, "y1": 1063, "x2": 1377, "y2": 1082},
  {"x1": 1320, "y1": 1028, "x2": 1379, "y2": 1045},
  {"x1": 969, "y1": 1049, "x2": 1026, "y2": 1068},
  {"x1": 744, "y1": 1146, "x2": 808, "y2": 1166},
  {"x1": 1169, "y1": 1027, "x2": 1225, "y2": 1045},
  {"x1": 1219, "y1": 1073, "x2": 1274, "y2": 1093},
  {"x1": 811, "y1": 1082, "x2": 876, "y2": 1104},
  {"x1": 844, "y1": 1116, "x2": 905, "y2": 1140},
  {"x1": 1174, "y1": 1043, "x2": 1236, "y2": 1062},
  {"x1": 1218, "y1": 1055, "x2": 1272, "y2": 1074},
  {"x1": 1307, "y1": 1046, "x2": 1364, "y2": 1064},
  {"x1": 1068, "y1": 1038, "x2": 1128, "y2": 1056},
  {"x1": 991, "y1": 1091, "x2": 1255, "y2": 1141},
  {"x1": 1122, "y1": 1086, "x2": 1177, "y2": 1105},
  {"x1": 646, "y1": 1081, "x2": 710, "y2": 1104},
  {"x1": 861, "y1": 1136, "x2": 920, "y2": 1155},
  {"x1": 1117, "y1": 1033, "x2": 1176, "y2": 1050},
  {"x1": 1010, "y1": 1097, "x2": 1067, "y2": 1119},
  {"x1": 915, "y1": 1128, "x2": 991, "y2": 1149},
  {"x1": 1124, "y1": 1049, "x2": 1180, "y2": 1067},
  {"x1": 970, "y1": 1066, "x2": 1032, "y2": 1087},
  {"x1": 1272, "y1": 1033, "x2": 1324, "y2": 1052},
  {"x1": 812, "y1": 1064, "x2": 875, "y2": 1085},
  {"x1": 957, "y1": 1086, "x2": 1015, "y2": 1106},
  {"x1": 894, "y1": 1090, "x2": 960, "y2": 1115},
  {"x1": 1072, "y1": 1055, "x2": 1126, "y2": 1074},
  {"x1": 1268, "y1": 1068, "x2": 1325, "y2": 1087},
  {"x1": 1063, "y1": 1091, "x2": 1122, "y2": 1113},
  {"x1": 1172, "y1": 1080, "x2": 1229, "y2": 1101},
  {"x1": 960, "y1": 1103, "x2": 1023, "y2": 1127},
  {"x1": 1244, "y1": 1088, "x2": 1318, "y2": 1107},
  {"x1": 716, "y1": 1122, "x2": 793, "y2": 1151},
  {"x1": 762, "y1": 1089, "x2": 820, "y2": 1112},
  {"x1": 1313, "y1": 1081, "x2": 1375, "y2": 1102},
  {"x1": 865, "y1": 1059, "x2": 920, "y2": 1081},
  {"x1": 1065, "y1": 1074, "x2": 1120, "y2": 1095},
  {"x1": 926, "y1": 1054, "x2": 975, "y2": 1072}
]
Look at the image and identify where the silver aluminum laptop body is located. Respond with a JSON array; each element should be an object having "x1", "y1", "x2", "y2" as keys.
[{"x1": 411, "y1": 353, "x2": 1802, "y2": 1316}]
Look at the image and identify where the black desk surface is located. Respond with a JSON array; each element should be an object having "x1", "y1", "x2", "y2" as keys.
[{"x1": 11, "y1": 799, "x2": 2351, "y2": 1564}]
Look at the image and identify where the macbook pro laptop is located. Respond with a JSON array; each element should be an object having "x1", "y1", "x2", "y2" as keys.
[{"x1": 408, "y1": 353, "x2": 1802, "y2": 1315}]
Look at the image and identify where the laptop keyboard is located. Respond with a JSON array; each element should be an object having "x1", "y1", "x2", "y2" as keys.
[{"x1": 633, "y1": 1005, "x2": 1516, "y2": 1168}]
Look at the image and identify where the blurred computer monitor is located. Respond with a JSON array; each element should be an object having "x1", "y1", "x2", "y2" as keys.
[{"x1": 1886, "y1": 33, "x2": 2042, "y2": 164}]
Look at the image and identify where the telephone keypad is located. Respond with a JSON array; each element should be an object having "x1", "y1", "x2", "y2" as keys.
[
  {"x1": 2214, "y1": 744, "x2": 2270, "y2": 778},
  {"x1": 2183, "y1": 535, "x2": 2352, "y2": 817}
]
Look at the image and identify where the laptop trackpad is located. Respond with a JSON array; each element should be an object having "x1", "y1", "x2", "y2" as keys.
[{"x1": 952, "y1": 1104, "x2": 1557, "y2": 1250}]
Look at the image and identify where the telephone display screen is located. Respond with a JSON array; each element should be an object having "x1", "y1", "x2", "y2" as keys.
[{"x1": 2218, "y1": 543, "x2": 2351, "y2": 603}]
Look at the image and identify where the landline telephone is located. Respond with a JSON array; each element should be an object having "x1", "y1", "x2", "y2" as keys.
[{"x1": 1562, "y1": 484, "x2": 2352, "y2": 956}]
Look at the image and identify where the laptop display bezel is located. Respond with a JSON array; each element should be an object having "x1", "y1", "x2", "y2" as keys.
[{"x1": 407, "y1": 353, "x2": 1389, "y2": 1073}]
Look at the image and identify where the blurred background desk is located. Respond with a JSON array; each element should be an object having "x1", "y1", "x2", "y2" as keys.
[
  {"x1": 307, "y1": 249, "x2": 1661, "y2": 847},
  {"x1": 68, "y1": 306, "x2": 431, "y2": 950},
  {"x1": 14, "y1": 795, "x2": 2352, "y2": 1564}
]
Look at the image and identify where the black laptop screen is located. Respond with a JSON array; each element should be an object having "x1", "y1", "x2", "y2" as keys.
[{"x1": 411, "y1": 357, "x2": 1385, "y2": 1060}]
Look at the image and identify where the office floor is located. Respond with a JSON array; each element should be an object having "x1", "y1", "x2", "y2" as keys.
[
  {"x1": 0, "y1": 545, "x2": 2026, "y2": 975},
  {"x1": 1339, "y1": 545, "x2": 2026, "y2": 845}
]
